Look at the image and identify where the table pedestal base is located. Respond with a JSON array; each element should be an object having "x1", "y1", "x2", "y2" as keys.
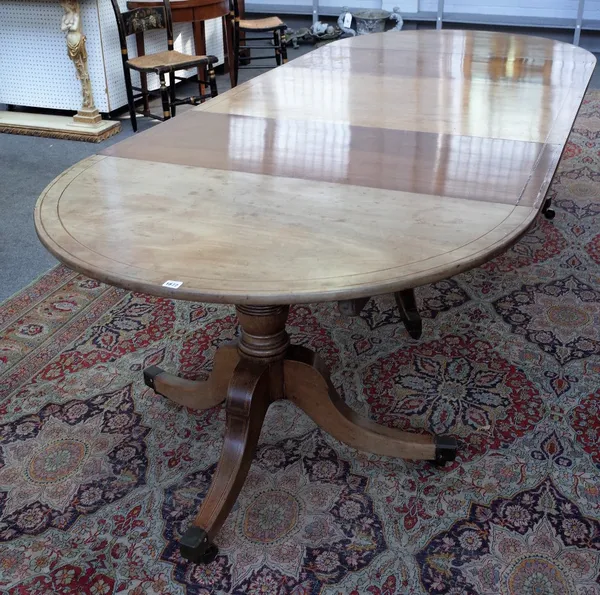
[{"x1": 144, "y1": 304, "x2": 457, "y2": 563}]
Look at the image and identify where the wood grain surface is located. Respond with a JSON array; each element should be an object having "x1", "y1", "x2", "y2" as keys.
[{"x1": 35, "y1": 30, "x2": 595, "y2": 305}]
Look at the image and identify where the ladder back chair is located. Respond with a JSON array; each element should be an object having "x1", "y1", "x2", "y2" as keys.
[
  {"x1": 110, "y1": 0, "x2": 219, "y2": 131},
  {"x1": 231, "y1": 0, "x2": 287, "y2": 86}
]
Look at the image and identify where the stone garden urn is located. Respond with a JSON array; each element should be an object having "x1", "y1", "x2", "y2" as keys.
[{"x1": 353, "y1": 9, "x2": 391, "y2": 35}]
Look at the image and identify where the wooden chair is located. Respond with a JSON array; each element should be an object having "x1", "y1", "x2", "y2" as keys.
[
  {"x1": 110, "y1": 0, "x2": 219, "y2": 131},
  {"x1": 231, "y1": 0, "x2": 287, "y2": 86}
]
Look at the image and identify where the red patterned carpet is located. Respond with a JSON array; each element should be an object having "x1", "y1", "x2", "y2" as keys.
[{"x1": 2, "y1": 94, "x2": 600, "y2": 594}]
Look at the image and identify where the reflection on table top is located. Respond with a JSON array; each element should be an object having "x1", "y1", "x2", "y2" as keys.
[{"x1": 35, "y1": 30, "x2": 596, "y2": 305}]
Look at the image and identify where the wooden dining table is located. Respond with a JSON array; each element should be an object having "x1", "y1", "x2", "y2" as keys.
[{"x1": 34, "y1": 30, "x2": 595, "y2": 564}]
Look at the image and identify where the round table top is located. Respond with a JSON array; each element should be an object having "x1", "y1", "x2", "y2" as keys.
[{"x1": 35, "y1": 30, "x2": 595, "y2": 305}]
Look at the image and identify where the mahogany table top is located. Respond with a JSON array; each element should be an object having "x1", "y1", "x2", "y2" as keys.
[{"x1": 35, "y1": 30, "x2": 596, "y2": 305}]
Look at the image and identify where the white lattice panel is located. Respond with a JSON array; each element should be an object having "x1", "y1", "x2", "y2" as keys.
[
  {"x1": 0, "y1": 0, "x2": 225, "y2": 113},
  {"x1": 0, "y1": 0, "x2": 106, "y2": 111}
]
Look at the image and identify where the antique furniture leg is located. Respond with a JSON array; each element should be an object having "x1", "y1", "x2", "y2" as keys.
[
  {"x1": 208, "y1": 67, "x2": 219, "y2": 98},
  {"x1": 542, "y1": 197, "x2": 556, "y2": 219},
  {"x1": 284, "y1": 345, "x2": 456, "y2": 464},
  {"x1": 122, "y1": 63, "x2": 138, "y2": 132},
  {"x1": 143, "y1": 344, "x2": 239, "y2": 410},
  {"x1": 144, "y1": 304, "x2": 456, "y2": 564},
  {"x1": 274, "y1": 30, "x2": 282, "y2": 66},
  {"x1": 169, "y1": 71, "x2": 177, "y2": 117},
  {"x1": 337, "y1": 297, "x2": 369, "y2": 316},
  {"x1": 280, "y1": 31, "x2": 288, "y2": 64},
  {"x1": 180, "y1": 359, "x2": 272, "y2": 563},
  {"x1": 232, "y1": 10, "x2": 240, "y2": 86},
  {"x1": 223, "y1": 12, "x2": 236, "y2": 88},
  {"x1": 394, "y1": 288, "x2": 423, "y2": 339},
  {"x1": 236, "y1": 0, "x2": 250, "y2": 66},
  {"x1": 158, "y1": 72, "x2": 171, "y2": 120},
  {"x1": 135, "y1": 33, "x2": 151, "y2": 116},
  {"x1": 338, "y1": 290, "x2": 422, "y2": 339},
  {"x1": 192, "y1": 20, "x2": 207, "y2": 100},
  {"x1": 176, "y1": 305, "x2": 290, "y2": 562}
]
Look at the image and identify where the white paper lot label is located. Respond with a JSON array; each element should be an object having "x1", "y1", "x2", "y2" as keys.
[{"x1": 163, "y1": 280, "x2": 183, "y2": 289}]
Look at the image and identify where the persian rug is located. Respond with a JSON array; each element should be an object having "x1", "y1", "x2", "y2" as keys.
[{"x1": 2, "y1": 95, "x2": 600, "y2": 595}]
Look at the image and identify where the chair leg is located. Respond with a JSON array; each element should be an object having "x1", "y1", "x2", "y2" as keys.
[
  {"x1": 193, "y1": 20, "x2": 207, "y2": 102},
  {"x1": 169, "y1": 71, "x2": 176, "y2": 117},
  {"x1": 273, "y1": 30, "x2": 281, "y2": 66},
  {"x1": 208, "y1": 66, "x2": 218, "y2": 98},
  {"x1": 280, "y1": 31, "x2": 288, "y2": 64},
  {"x1": 158, "y1": 72, "x2": 171, "y2": 121},
  {"x1": 224, "y1": 14, "x2": 236, "y2": 89},
  {"x1": 135, "y1": 33, "x2": 150, "y2": 115},
  {"x1": 140, "y1": 75, "x2": 150, "y2": 117},
  {"x1": 233, "y1": 22, "x2": 240, "y2": 87},
  {"x1": 123, "y1": 67, "x2": 138, "y2": 132},
  {"x1": 395, "y1": 289, "x2": 423, "y2": 340}
]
